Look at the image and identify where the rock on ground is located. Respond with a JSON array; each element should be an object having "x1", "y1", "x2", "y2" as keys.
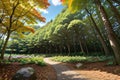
[{"x1": 12, "y1": 67, "x2": 37, "y2": 80}]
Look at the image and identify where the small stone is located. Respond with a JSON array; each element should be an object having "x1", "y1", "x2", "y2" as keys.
[
  {"x1": 76, "y1": 63, "x2": 83, "y2": 68},
  {"x1": 12, "y1": 67, "x2": 37, "y2": 80}
]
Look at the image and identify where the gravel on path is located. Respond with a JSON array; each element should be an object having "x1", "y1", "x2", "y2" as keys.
[{"x1": 44, "y1": 58, "x2": 89, "y2": 80}]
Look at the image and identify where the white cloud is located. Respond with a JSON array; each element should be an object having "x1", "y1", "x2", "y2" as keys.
[
  {"x1": 39, "y1": 9, "x2": 48, "y2": 14},
  {"x1": 52, "y1": 0, "x2": 61, "y2": 6}
]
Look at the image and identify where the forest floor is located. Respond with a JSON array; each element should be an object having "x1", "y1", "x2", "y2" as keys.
[
  {"x1": 0, "y1": 57, "x2": 120, "y2": 80},
  {"x1": 44, "y1": 58, "x2": 120, "y2": 80},
  {"x1": 44, "y1": 58, "x2": 88, "y2": 80},
  {"x1": 0, "y1": 63, "x2": 56, "y2": 80},
  {"x1": 65, "y1": 62, "x2": 120, "y2": 80}
]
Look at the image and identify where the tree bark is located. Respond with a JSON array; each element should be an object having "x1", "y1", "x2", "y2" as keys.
[
  {"x1": 86, "y1": 8, "x2": 110, "y2": 55},
  {"x1": 83, "y1": 36, "x2": 89, "y2": 54},
  {"x1": 72, "y1": 37, "x2": 77, "y2": 53},
  {"x1": 79, "y1": 39, "x2": 84, "y2": 53},
  {"x1": 0, "y1": 32, "x2": 11, "y2": 59},
  {"x1": 67, "y1": 43, "x2": 71, "y2": 55},
  {"x1": 59, "y1": 45, "x2": 63, "y2": 54},
  {"x1": 73, "y1": 43, "x2": 77, "y2": 53},
  {"x1": 0, "y1": 36, "x2": 4, "y2": 51},
  {"x1": 95, "y1": 0, "x2": 120, "y2": 65}
]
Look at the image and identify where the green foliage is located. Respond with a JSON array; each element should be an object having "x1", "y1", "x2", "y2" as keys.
[
  {"x1": 6, "y1": 0, "x2": 120, "y2": 58},
  {"x1": 51, "y1": 56, "x2": 113, "y2": 63},
  {"x1": 68, "y1": 19, "x2": 85, "y2": 29},
  {"x1": 107, "y1": 61, "x2": 114, "y2": 66},
  {"x1": 0, "y1": 59, "x2": 12, "y2": 64},
  {"x1": 12, "y1": 57, "x2": 45, "y2": 66},
  {"x1": 0, "y1": 56, "x2": 45, "y2": 66},
  {"x1": 63, "y1": 0, "x2": 89, "y2": 13},
  {"x1": 51, "y1": 56, "x2": 86, "y2": 63},
  {"x1": 69, "y1": 52, "x2": 85, "y2": 56}
]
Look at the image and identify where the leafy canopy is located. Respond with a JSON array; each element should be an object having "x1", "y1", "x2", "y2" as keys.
[
  {"x1": 0, "y1": 0, "x2": 50, "y2": 37},
  {"x1": 61, "y1": 0, "x2": 88, "y2": 13}
]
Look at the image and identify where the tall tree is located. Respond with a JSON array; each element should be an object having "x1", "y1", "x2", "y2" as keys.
[
  {"x1": 95, "y1": 0, "x2": 120, "y2": 64},
  {"x1": 85, "y1": 8, "x2": 110, "y2": 55},
  {"x1": 54, "y1": 24, "x2": 71, "y2": 55},
  {"x1": 61, "y1": 0, "x2": 120, "y2": 64},
  {"x1": 0, "y1": 0, "x2": 50, "y2": 59},
  {"x1": 68, "y1": 19, "x2": 85, "y2": 53}
]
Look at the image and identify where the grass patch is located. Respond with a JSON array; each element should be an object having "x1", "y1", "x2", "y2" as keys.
[
  {"x1": 51, "y1": 56, "x2": 113, "y2": 63},
  {"x1": 13, "y1": 57, "x2": 45, "y2": 66},
  {"x1": 4, "y1": 53, "x2": 46, "y2": 58},
  {"x1": 0, "y1": 56, "x2": 46, "y2": 66}
]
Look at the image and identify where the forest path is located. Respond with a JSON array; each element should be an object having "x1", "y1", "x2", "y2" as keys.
[{"x1": 44, "y1": 58, "x2": 89, "y2": 80}]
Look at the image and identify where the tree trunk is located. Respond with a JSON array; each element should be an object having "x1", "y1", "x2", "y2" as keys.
[
  {"x1": 73, "y1": 43, "x2": 77, "y2": 53},
  {"x1": 86, "y1": 8, "x2": 110, "y2": 55},
  {"x1": 73, "y1": 38, "x2": 77, "y2": 53},
  {"x1": 0, "y1": 32, "x2": 11, "y2": 60},
  {"x1": 55, "y1": 45, "x2": 58, "y2": 53},
  {"x1": 67, "y1": 44, "x2": 71, "y2": 55},
  {"x1": 95, "y1": 0, "x2": 120, "y2": 65},
  {"x1": 79, "y1": 39, "x2": 84, "y2": 53},
  {"x1": 59, "y1": 45, "x2": 63, "y2": 54},
  {"x1": 83, "y1": 36, "x2": 89, "y2": 54},
  {"x1": 107, "y1": 0, "x2": 120, "y2": 24},
  {"x1": 0, "y1": 37, "x2": 4, "y2": 51}
]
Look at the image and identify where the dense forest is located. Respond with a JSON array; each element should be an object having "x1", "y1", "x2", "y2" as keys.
[
  {"x1": 0, "y1": 0, "x2": 119, "y2": 61},
  {"x1": 0, "y1": 0, "x2": 120, "y2": 80}
]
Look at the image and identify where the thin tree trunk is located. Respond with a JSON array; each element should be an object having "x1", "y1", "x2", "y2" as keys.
[
  {"x1": 86, "y1": 8, "x2": 110, "y2": 55},
  {"x1": 0, "y1": 32, "x2": 11, "y2": 59},
  {"x1": 8, "y1": 49, "x2": 12, "y2": 60},
  {"x1": 59, "y1": 45, "x2": 62, "y2": 54},
  {"x1": 79, "y1": 39, "x2": 84, "y2": 53},
  {"x1": 75, "y1": 28, "x2": 85, "y2": 53},
  {"x1": 107, "y1": 0, "x2": 120, "y2": 24},
  {"x1": 67, "y1": 44, "x2": 70, "y2": 55},
  {"x1": 95, "y1": 0, "x2": 120, "y2": 65},
  {"x1": 0, "y1": 36, "x2": 4, "y2": 51},
  {"x1": 55, "y1": 45, "x2": 58, "y2": 53},
  {"x1": 93, "y1": 43, "x2": 97, "y2": 52},
  {"x1": 73, "y1": 43, "x2": 77, "y2": 53},
  {"x1": 73, "y1": 37, "x2": 77, "y2": 53},
  {"x1": 83, "y1": 36, "x2": 89, "y2": 54}
]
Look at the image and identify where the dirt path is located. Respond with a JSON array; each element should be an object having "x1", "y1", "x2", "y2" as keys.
[{"x1": 44, "y1": 58, "x2": 88, "y2": 80}]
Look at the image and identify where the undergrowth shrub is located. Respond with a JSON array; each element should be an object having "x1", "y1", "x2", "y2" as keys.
[
  {"x1": 0, "y1": 57, "x2": 45, "y2": 66},
  {"x1": 51, "y1": 56, "x2": 113, "y2": 63}
]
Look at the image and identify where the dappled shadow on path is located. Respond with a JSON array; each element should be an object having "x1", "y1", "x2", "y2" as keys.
[
  {"x1": 72, "y1": 62, "x2": 120, "y2": 76},
  {"x1": 64, "y1": 62, "x2": 120, "y2": 80},
  {"x1": 44, "y1": 58, "x2": 89, "y2": 80},
  {"x1": 56, "y1": 69, "x2": 87, "y2": 80}
]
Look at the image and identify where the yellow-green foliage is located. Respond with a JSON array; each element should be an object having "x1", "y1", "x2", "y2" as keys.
[
  {"x1": 1, "y1": 57, "x2": 46, "y2": 66},
  {"x1": 51, "y1": 56, "x2": 113, "y2": 63},
  {"x1": 15, "y1": 57, "x2": 45, "y2": 66},
  {"x1": 61, "y1": 0, "x2": 88, "y2": 13},
  {"x1": 0, "y1": 0, "x2": 50, "y2": 37}
]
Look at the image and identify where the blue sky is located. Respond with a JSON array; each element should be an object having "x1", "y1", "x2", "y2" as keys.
[{"x1": 38, "y1": 0, "x2": 64, "y2": 26}]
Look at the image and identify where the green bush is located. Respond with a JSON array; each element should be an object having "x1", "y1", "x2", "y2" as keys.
[
  {"x1": 51, "y1": 56, "x2": 113, "y2": 63},
  {"x1": 107, "y1": 61, "x2": 114, "y2": 66},
  {"x1": 51, "y1": 56, "x2": 87, "y2": 63},
  {"x1": 7, "y1": 57, "x2": 46, "y2": 66},
  {"x1": 0, "y1": 59, "x2": 11, "y2": 64},
  {"x1": 18, "y1": 57, "x2": 45, "y2": 66}
]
